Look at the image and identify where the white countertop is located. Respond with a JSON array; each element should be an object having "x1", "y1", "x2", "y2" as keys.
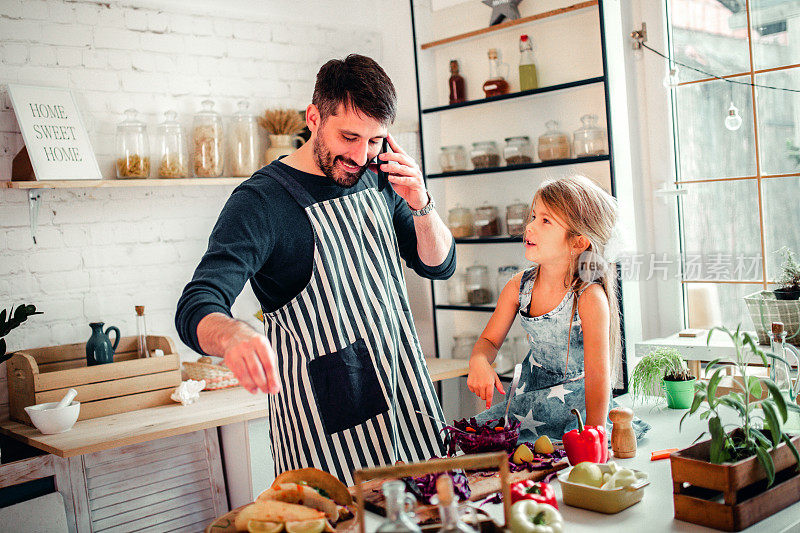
[{"x1": 362, "y1": 395, "x2": 800, "y2": 532}]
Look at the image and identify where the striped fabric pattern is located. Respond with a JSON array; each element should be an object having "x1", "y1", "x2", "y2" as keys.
[{"x1": 262, "y1": 182, "x2": 445, "y2": 485}]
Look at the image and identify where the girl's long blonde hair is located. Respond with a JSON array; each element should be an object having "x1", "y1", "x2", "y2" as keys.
[{"x1": 533, "y1": 175, "x2": 622, "y2": 387}]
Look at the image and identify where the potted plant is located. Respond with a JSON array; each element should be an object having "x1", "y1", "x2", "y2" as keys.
[
  {"x1": 1, "y1": 304, "x2": 42, "y2": 365},
  {"x1": 670, "y1": 325, "x2": 800, "y2": 531},
  {"x1": 774, "y1": 247, "x2": 800, "y2": 300},
  {"x1": 630, "y1": 347, "x2": 696, "y2": 409},
  {"x1": 259, "y1": 108, "x2": 306, "y2": 163}
]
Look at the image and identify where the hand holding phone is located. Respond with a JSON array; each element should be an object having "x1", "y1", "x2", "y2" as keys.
[{"x1": 376, "y1": 137, "x2": 389, "y2": 191}]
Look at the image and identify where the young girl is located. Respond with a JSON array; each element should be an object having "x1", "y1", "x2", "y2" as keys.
[{"x1": 467, "y1": 175, "x2": 635, "y2": 443}]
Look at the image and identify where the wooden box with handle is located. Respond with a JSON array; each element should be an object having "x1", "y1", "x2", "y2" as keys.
[{"x1": 6, "y1": 335, "x2": 181, "y2": 426}]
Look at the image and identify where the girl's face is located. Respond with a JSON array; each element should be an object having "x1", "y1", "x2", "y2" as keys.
[{"x1": 523, "y1": 200, "x2": 574, "y2": 265}]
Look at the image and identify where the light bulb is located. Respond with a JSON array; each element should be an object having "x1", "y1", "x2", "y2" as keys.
[
  {"x1": 663, "y1": 67, "x2": 680, "y2": 88},
  {"x1": 725, "y1": 102, "x2": 742, "y2": 131}
]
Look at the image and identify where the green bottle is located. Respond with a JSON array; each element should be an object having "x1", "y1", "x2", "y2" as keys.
[{"x1": 519, "y1": 34, "x2": 538, "y2": 91}]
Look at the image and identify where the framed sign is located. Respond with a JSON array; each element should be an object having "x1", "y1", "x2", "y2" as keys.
[{"x1": 7, "y1": 84, "x2": 102, "y2": 181}]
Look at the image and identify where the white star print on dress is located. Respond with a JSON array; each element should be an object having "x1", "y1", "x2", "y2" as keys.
[
  {"x1": 530, "y1": 356, "x2": 543, "y2": 369},
  {"x1": 515, "y1": 409, "x2": 545, "y2": 433},
  {"x1": 516, "y1": 382, "x2": 526, "y2": 395},
  {"x1": 546, "y1": 383, "x2": 573, "y2": 403}
]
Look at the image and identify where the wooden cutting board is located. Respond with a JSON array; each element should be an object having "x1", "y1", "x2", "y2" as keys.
[{"x1": 349, "y1": 460, "x2": 568, "y2": 526}]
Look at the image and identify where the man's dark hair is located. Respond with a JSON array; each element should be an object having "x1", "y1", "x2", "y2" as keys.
[{"x1": 312, "y1": 54, "x2": 397, "y2": 125}]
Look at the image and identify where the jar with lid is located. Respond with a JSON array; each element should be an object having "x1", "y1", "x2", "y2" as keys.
[
  {"x1": 448, "y1": 205, "x2": 474, "y2": 239},
  {"x1": 537, "y1": 120, "x2": 571, "y2": 161},
  {"x1": 154, "y1": 110, "x2": 188, "y2": 178},
  {"x1": 229, "y1": 100, "x2": 261, "y2": 177},
  {"x1": 115, "y1": 108, "x2": 150, "y2": 178},
  {"x1": 439, "y1": 145, "x2": 467, "y2": 172},
  {"x1": 446, "y1": 272, "x2": 468, "y2": 304},
  {"x1": 192, "y1": 99, "x2": 224, "y2": 177},
  {"x1": 506, "y1": 200, "x2": 528, "y2": 237},
  {"x1": 470, "y1": 141, "x2": 501, "y2": 169},
  {"x1": 503, "y1": 136, "x2": 533, "y2": 166},
  {"x1": 452, "y1": 334, "x2": 478, "y2": 360},
  {"x1": 573, "y1": 113, "x2": 607, "y2": 156},
  {"x1": 466, "y1": 264, "x2": 492, "y2": 305},
  {"x1": 474, "y1": 203, "x2": 500, "y2": 237},
  {"x1": 497, "y1": 265, "x2": 519, "y2": 296}
]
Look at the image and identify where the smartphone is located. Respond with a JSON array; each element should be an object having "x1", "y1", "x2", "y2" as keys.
[{"x1": 376, "y1": 137, "x2": 389, "y2": 191}]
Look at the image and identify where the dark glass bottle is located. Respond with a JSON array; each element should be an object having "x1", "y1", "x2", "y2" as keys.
[{"x1": 448, "y1": 60, "x2": 466, "y2": 104}]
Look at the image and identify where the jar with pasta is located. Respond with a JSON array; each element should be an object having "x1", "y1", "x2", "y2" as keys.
[
  {"x1": 192, "y1": 99, "x2": 224, "y2": 177},
  {"x1": 115, "y1": 108, "x2": 150, "y2": 178},
  {"x1": 229, "y1": 100, "x2": 261, "y2": 177},
  {"x1": 448, "y1": 204, "x2": 474, "y2": 238},
  {"x1": 154, "y1": 110, "x2": 188, "y2": 178},
  {"x1": 537, "y1": 120, "x2": 571, "y2": 161}
]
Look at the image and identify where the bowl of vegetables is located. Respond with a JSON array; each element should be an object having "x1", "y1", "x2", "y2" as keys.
[{"x1": 445, "y1": 417, "x2": 520, "y2": 456}]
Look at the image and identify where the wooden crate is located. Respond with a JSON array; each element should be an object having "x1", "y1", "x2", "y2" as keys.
[{"x1": 6, "y1": 335, "x2": 182, "y2": 426}]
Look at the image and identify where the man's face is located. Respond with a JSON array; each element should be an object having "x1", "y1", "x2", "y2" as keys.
[{"x1": 310, "y1": 104, "x2": 387, "y2": 187}]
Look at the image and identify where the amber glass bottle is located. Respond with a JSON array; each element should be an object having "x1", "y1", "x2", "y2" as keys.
[
  {"x1": 482, "y1": 49, "x2": 509, "y2": 98},
  {"x1": 448, "y1": 60, "x2": 466, "y2": 104}
]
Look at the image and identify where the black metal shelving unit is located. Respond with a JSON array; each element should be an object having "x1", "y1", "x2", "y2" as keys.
[{"x1": 427, "y1": 154, "x2": 610, "y2": 179}]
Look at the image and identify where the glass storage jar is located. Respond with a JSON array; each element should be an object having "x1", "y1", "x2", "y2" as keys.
[
  {"x1": 229, "y1": 100, "x2": 261, "y2": 177},
  {"x1": 446, "y1": 272, "x2": 468, "y2": 304},
  {"x1": 439, "y1": 145, "x2": 467, "y2": 172},
  {"x1": 470, "y1": 141, "x2": 501, "y2": 169},
  {"x1": 503, "y1": 136, "x2": 533, "y2": 166},
  {"x1": 506, "y1": 200, "x2": 528, "y2": 237},
  {"x1": 496, "y1": 265, "x2": 520, "y2": 296},
  {"x1": 474, "y1": 203, "x2": 500, "y2": 237},
  {"x1": 452, "y1": 334, "x2": 478, "y2": 359},
  {"x1": 465, "y1": 264, "x2": 492, "y2": 305},
  {"x1": 192, "y1": 99, "x2": 224, "y2": 177},
  {"x1": 537, "y1": 120, "x2": 571, "y2": 161},
  {"x1": 154, "y1": 110, "x2": 188, "y2": 178},
  {"x1": 573, "y1": 113, "x2": 608, "y2": 156},
  {"x1": 448, "y1": 205, "x2": 475, "y2": 238},
  {"x1": 115, "y1": 108, "x2": 150, "y2": 178}
]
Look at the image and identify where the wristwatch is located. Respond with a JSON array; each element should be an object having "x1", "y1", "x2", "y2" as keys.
[{"x1": 409, "y1": 192, "x2": 435, "y2": 217}]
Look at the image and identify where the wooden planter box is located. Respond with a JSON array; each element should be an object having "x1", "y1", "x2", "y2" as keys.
[
  {"x1": 670, "y1": 431, "x2": 800, "y2": 531},
  {"x1": 6, "y1": 335, "x2": 181, "y2": 426}
]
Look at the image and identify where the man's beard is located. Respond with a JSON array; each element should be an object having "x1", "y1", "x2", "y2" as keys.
[{"x1": 313, "y1": 135, "x2": 370, "y2": 188}]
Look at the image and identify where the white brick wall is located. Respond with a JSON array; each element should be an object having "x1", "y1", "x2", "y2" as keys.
[{"x1": 0, "y1": 0, "x2": 429, "y2": 363}]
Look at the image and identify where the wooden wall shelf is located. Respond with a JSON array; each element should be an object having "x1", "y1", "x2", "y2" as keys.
[
  {"x1": 419, "y1": 0, "x2": 598, "y2": 50},
  {"x1": 2, "y1": 177, "x2": 247, "y2": 189}
]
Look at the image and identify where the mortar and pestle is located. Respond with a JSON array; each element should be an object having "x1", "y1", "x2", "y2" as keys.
[{"x1": 24, "y1": 388, "x2": 80, "y2": 435}]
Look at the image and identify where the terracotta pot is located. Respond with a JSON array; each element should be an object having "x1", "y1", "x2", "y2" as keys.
[{"x1": 265, "y1": 134, "x2": 304, "y2": 164}]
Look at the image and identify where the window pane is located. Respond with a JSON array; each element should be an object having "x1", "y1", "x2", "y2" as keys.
[
  {"x1": 670, "y1": 0, "x2": 751, "y2": 83},
  {"x1": 750, "y1": 0, "x2": 800, "y2": 72},
  {"x1": 755, "y1": 68, "x2": 800, "y2": 175},
  {"x1": 762, "y1": 176, "x2": 800, "y2": 281},
  {"x1": 685, "y1": 282, "x2": 763, "y2": 331},
  {"x1": 675, "y1": 78, "x2": 757, "y2": 179},
  {"x1": 680, "y1": 180, "x2": 762, "y2": 273}
]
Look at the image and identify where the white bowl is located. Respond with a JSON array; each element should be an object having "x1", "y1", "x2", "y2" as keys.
[{"x1": 24, "y1": 401, "x2": 80, "y2": 434}]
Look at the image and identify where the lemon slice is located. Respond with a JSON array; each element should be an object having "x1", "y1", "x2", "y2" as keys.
[
  {"x1": 285, "y1": 518, "x2": 327, "y2": 533},
  {"x1": 512, "y1": 443, "x2": 535, "y2": 464},
  {"x1": 533, "y1": 435, "x2": 555, "y2": 454},
  {"x1": 248, "y1": 520, "x2": 284, "y2": 533}
]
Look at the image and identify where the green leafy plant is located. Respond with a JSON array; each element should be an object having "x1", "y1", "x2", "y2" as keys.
[
  {"x1": 0, "y1": 304, "x2": 42, "y2": 364},
  {"x1": 630, "y1": 346, "x2": 691, "y2": 402},
  {"x1": 665, "y1": 367, "x2": 695, "y2": 382},
  {"x1": 776, "y1": 247, "x2": 800, "y2": 289},
  {"x1": 680, "y1": 325, "x2": 800, "y2": 486}
]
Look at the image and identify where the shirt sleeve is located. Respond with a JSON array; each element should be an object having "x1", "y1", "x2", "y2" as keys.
[
  {"x1": 175, "y1": 180, "x2": 275, "y2": 354},
  {"x1": 387, "y1": 188, "x2": 456, "y2": 280}
]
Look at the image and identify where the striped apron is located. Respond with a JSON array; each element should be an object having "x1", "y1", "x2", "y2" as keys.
[{"x1": 262, "y1": 166, "x2": 446, "y2": 485}]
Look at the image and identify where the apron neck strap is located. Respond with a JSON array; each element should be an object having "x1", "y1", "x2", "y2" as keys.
[{"x1": 269, "y1": 160, "x2": 318, "y2": 208}]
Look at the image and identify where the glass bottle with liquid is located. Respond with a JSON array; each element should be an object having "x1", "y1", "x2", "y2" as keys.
[
  {"x1": 376, "y1": 480, "x2": 422, "y2": 533},
  {"x1": 482, "y1": 49, "x2": 509, "y2": 98},
  {"x1": 435, "y1": 476, "x2": 477, "y2": 533},
  {"x1": 518, "y1": 34, "x2": 538, "y2": 91},
  {"x1": 448, "y1": 60, "x2": 466, "y2": 104},
  {"x1": 135, "y1": 305, "x2": 149, "y2": 358}
]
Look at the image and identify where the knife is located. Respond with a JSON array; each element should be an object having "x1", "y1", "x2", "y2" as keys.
[{"x1": 503, "y1": 363, "x2": 522, "y2": 428}]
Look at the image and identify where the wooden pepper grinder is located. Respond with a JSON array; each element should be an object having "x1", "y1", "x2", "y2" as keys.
[{"x1": 609, "y1": 407, "x2": 636, "y2": 458}]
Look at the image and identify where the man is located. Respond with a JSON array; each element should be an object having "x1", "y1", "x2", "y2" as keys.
[{"x1": 175, "y1": 54, "x2": 455, "y2": 484}]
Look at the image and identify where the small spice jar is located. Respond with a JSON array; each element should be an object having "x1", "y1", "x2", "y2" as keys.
[
  {"x1": 470, "y1": 141, "x2": 501, "y2": 169},
  {"x1": 446, "y1": 272, "x2": 468, "y2": 304},
  {"x1": 439, "y1": 145, "x2": 467, "y2": 172},
  {"x1": 503, "y1": 136, "x2": 533, "y2": 166},
  {"x1": 448, "y1": 205, "x2": 475, "y2": 238},
  {"x1": 466, "y1": 264, "x2": 492, "y2": 305},
  {"x1": 115, "y1": 108, "x2": 150, "y2": 178},
  {"x1": 474, "y1": 203, "x2": 500, "y2": 237},
  {"x1": 229, "y1": 99, "x2": 261, "y2": 177},
  {"x1": 192, "y1": 99, "x2": 224, "y2": 177},
  {"x1": 155, "y1": 110, "x2": 188, "y2": 178},
  {"x1": 452, "y1": 334, "x2": 478, "y2": 359},
  {"x1": 497, "y1": 265, "x2": 520, "y2": 296},
  {"x1": 506, "y1": 200, "x2": 528, "y2": 237},
  {"x1": 537, "y1": 120, "x2": 571, "y2": 161},
  {"x1": 573, "y1": 113, "x2": 608, "y2": 157}
]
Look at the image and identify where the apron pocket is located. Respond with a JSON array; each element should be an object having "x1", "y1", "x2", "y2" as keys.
[{"x1": 308, "y1": 338, "x2": 389, "y2": 435}]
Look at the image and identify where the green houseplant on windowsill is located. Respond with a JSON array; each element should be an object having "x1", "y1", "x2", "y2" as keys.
[
  {"x1": 630, "y1": 346, "x2": 696, "y2": 408},
  {"x1": 774, "y1": 247, "x2": 800, "y2": 301}
]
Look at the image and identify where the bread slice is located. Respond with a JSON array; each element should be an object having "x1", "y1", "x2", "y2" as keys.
[{"x1": 234, "y1": 501, "x2": 324, "y2": 531}]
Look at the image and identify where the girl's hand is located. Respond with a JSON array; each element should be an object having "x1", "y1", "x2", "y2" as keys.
[{"x1": 467, "y1": 357, "x2": 505, "y2": 410}]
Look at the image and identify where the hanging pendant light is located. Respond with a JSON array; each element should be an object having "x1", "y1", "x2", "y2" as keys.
[{"x1": 725, "y1": 102, "x2": 743, "y2": 131}]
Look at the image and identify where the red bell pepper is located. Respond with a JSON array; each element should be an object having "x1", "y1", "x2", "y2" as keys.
[
  {"x1": 562, "y1": 408, "x2": 608, "y2": 465},
  {"x1": 509, "y1": 479, "x2": 558, "y2": 509}
]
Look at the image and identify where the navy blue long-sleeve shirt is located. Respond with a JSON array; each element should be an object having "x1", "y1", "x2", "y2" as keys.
[{"x1": 175, "y1": 160, "x2": 456, "y2": 355}]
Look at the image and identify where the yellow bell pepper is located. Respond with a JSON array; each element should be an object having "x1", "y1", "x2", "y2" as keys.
[{"x1": 508, "y1": 500, "x2": 564, "y2": 533}]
